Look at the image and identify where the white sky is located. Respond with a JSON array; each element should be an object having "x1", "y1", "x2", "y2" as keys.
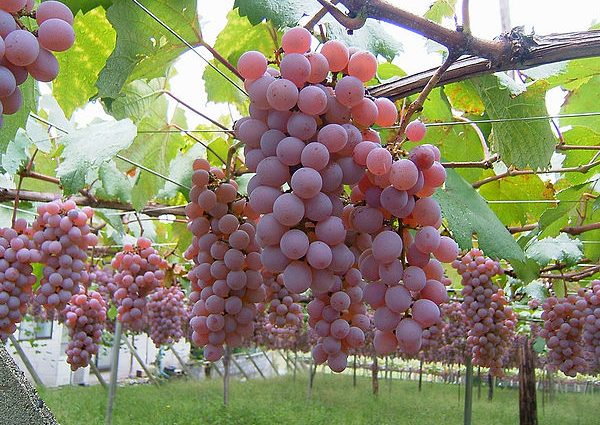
[{"x1": 165, "y1": 0, "x2": 600, "y2": 129}]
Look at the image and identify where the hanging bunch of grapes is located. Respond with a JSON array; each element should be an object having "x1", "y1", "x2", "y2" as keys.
[
  {"x1": 0, "y1": 0, "x2": 76, "y2": 125},
  {"x1": 452, "y1": 248, "x2": 516, "y2": 376},
  {"x1": 0, "y1": 219, "x2": 41, "y2": 341},
  {"x1": 185, "y1": 159, "x2": 265, "y2": 361},
  {"x1": 146, "y1": 285, "x2": 187, "y2": 347},
  {"x1": 111, "y1": 238, "x2": 168, "y2": 332},
  {"x1": 262, "y1": 271, "x2": 304, "y2": 328}
]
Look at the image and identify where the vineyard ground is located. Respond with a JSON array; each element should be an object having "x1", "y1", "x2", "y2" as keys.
[{"x1": 40, "y1": 373, "x2": 599, "y2": 425}]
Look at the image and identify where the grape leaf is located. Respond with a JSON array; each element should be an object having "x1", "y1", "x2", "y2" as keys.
[
  {"x1": 0, "y1": 78, "x2": 37, "y2": 159},
  {"x1": 472, "y1": 75, "x2": 556, "y2": 170},
  {"x1": 159, "y1": 143, "x2": 206, "y2": 200},
  {"x1": 561, "y1": 75, "x2": 600, "y2": 135},
  {"x1": 424, "y1": 0, "x2": 457, "y2": 23},
  {"x1": 95, "y1": 160, "x2": 133, "y2": 203},
  {"x1": 206, "y1": 138, "x2": 230, "y2": 168},
  {"x1": 56, "y1": 119, "x2": 137, "y2": 195},
  {"x1": 594, "y1": 197, "x2": 600, "y2": 212},
  {"x1": 537, "y1": 182, "x2": 591, "y2": 238},
  {"x1": 433, "y1": 168, "x2": 538, "y2": 281},
  {"x1": 1, "y1": 129, "x2": 31, "y2": 175},
  {"x1": 445, "y1": 80, "x2": 485, "y2": 115},
  {"x1": 546, "y1": 57, "x2": 600, "y2": 91},
  {"x1": 53, "y1": 7, "x2": 116, "y2": 117},
  {"x1": 96, "y1": 0, "x2": 199, "y2": 99},
  {"x1": 234, "y1": 0, "x2": 309, "y2": 28},
  {"x1": 559, "y1": 126, "x2": 600, "y2": 185},
  {"x1": 522, "y1": 280, "x2": 548, "y2": 302},
  {"x1": 61, "y1": 0, "x2": 113, "y2": 14},
  {"x1": 525, "y1": 234, "x2": 583, "y2": 267}
]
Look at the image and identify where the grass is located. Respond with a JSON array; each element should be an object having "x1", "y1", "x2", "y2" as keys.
[{"x1": 40, "y1": 373, "x2": 599, "y2": 425}]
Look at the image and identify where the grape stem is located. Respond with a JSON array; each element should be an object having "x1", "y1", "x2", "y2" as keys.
[
  {"x1": 11, "y1": 149, "x2": 38, "y2": 227},
  {"x1": 304, "y1": 0, "x2": 340, "y2": 31},
  {"x1": 226, "y1": 141, "x2": 245, "y2": 180},
  {"x1": 461, "y1": 0, "x2": 471, "y2": 36},
  {"x1": 313, "y1": 0, "x2": 366, "y2": 31}
]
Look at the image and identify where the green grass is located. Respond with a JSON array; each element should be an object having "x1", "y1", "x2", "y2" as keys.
[{"x1": 40, "y1": 373, "x2": 599, "y2": 425}]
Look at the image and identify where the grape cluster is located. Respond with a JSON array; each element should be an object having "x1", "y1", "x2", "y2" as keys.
[
  {"x1": 111, "y1": 238, "x2": 168, "y2": 332},
  {"x1": 31, "y1": 200, "x2": 97, "y2": 311},
  {"x1": 62, "y1": 289, "x2": 106, "y2": 370},
  {"x1": 185, "y1": 159, "x2": 265, "y2": 361},
  {"x1": 452, "y1": 249, "x2": 516, "y2": 376},
  {"x1": 0, "y1": 1, "x2": 75, "y2": 125},
  {"x1": 582, "y1": 281, "x2": 600, "y2": 373},
  {"x1": 147, "y1": 285, "x2": 187, "y2": 347},
  {"x1": 419, "y1": 316, "x2": 446, "y2": 363},
  {"x1": 262, "y1": 271, "x2": 303, "y2": 328},
  {"x1": 90, "y1": 264, "x2": 116, "y2": 306},
  {"x1": 0, "y1": 219, "x2": 40, "y2": 341},
  {"x1": 439, "y1": 301, "x2": 469, "y2": 365}
]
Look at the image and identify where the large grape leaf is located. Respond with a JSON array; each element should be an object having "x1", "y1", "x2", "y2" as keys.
[
  {"x1": 203, "y1": 9, "x2": 279, "y2": 107},
  {"x1": 434, "y1": 168, "x2": 538, "y2": 281},
  {"x1": 538, "y1": 182, "x2": 592, "y2": 238},
  {"x1": 547, "y1": 57, "x2": 600, "y2": 91},
  {"x1": 62, "y1": 0, "x2": 113, "y2": 14},
  {"x1": 559, "y1": 126, "x2": 600, "y2": 185},
  {"x1": 525, "y1": 234, "x2": 583, "y2": 267},
  {"x1": 56, "y1": 119, "x2": 137, "y2": 195},
  {"x1": 158, "y1": 143, "x2": 206, "y2": 201},
  {"x1": 96, "y1": 0, "x2": 199, "y2": 99},
  {"x1": 445, "y1": 80, "x2": 485, "y2": 115},
  {"x1": 53, "y1": 7, "x2": 116, "y2": 117},
  {"x1": 95, "y1": 160, "x2": 133, "y2": 203},
  {"x1": 0, "y1": 78, "x2": 37, "y2": 159},
  {"x1": 234, "y1": 0, "x2": 309, "y2": 28},
  {"x1": 1, "y1": 129, "x2": 31, "y2": 176},
  {"x1": 472, "y1": 75, "x2": 556, "y2": 170},
  {"x1": 479, "y1": 174, "x2": 555, "y2": 226}
]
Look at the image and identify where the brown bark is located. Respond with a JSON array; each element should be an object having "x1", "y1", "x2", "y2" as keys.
[{"x1": 519, "y1": 337, "x2": 538, "y2": 425}]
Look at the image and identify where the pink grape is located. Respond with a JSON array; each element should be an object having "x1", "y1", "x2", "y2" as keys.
[
  {"x1": 4, "y1": 30, "x2": 39, "y2": 66},
  {"x1": 1, "y1": 0, "x2": 26, "y2": 13},
  {"x1": 423, "y1": 161, "x2": 446, "y2": 188},
  {"x1": 280, "y1": 53, "x2": 311, "y2": 87},
  {"x1": 306, "y1": 52, "x2": 329, "y2": 83},
  {"x1": 280, "y1": 229, "x2": 310, "y2": 260},
  {"x1": 318, "y1": 123, "x2": 348, "y2": 153},
  {"x1": 433, "y1": 236, "x2": 459, "y2": 263},
  {"x1": 37, "y1": 18, "x2": 75, "y2": 52},
  {"x1": 36, "y1": 1, "x2": 74, "y2": 24},
  {"x1": 414, "y1": 226, "x2": 441, "y2": 253},
  {"x1": 320, "y1": 40, "x2": 349, "y2": 72},
  {"x1": 266, "y1": 78, "x2": 299, "y2": 111},
  {"x1": 351, "y1": 98, "x2": 378, "y2": 127},
  {"x1": 281, "y1": 27, "x2": 312, "y2": 53},
  {"x1": 334, "y1": 75, "x2": 365, "y2": 107},
  {"x1": 290, "y1": 167, "x2": 323, "y2": 199},
  {"x1": 366, "y1": 147, "x2": 392, "y2": 176},
  {"x1": 287, "y1": 112, "x2": 317, "y2": 140},
  {"x1": 371, "y1": 230, "x2": 402, "y2": 263},
  {"x1": 26, "y1": 48, "x2": 59, "y2": 82},
  {"x1": 0, "y1": 66, "x2": 16, "y2": 97},
  {"x1": 347, "y1": 51, "x2": 377, "y2": 82},
  {"x1": 384, "y1": 285, "x2": 412, "y2": 313},
  {"x1": 276, "y1": 136, "x2": 305, "y2": 166},
  {"x1": 406, "y1": 119, "x2": 427, "y2": 141},
  {"x1": 297, "y1": 85, "x2": 328, "y2": 115},
  {"x1": 396, "y1": 318, "x2": 423, "y2": 354},
  {"x1": 374, "y1": 98, "x2": 397, "y2": 126},
  {"x1": 388, "y1": 159, "x2": 418, "y2": 190},
  {"x1": 237, "y1": 50, "x2": 267, "y2": 80}
]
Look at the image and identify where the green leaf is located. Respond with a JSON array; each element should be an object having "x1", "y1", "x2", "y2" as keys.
[
  {"x1": 522, "y1": 280, "x2": 548, "y2": 301},
  {"x1": 0, "y1": 78, "x2": 37, "y2": 158},
  {"x1": 25, "y1": 117, "x2": 52, "y2": 153},
  {"x1": 533, "y1": 337, "x2": 546, "y2": 353},
  {"x1": 234, "y1": 0, "x2": 308, "y2": 28},
  {"x1": 96, "y1": 0, "x2": 199, "y2": 99},
  {"x1": 376, "y1": 63, "x2": 406, "y2": 81},
  {"x1": 206, "y1": 138, "x2": 230, "y2": 168},
  {"x1": 107, "y1": 304, "x2": 117, "y2": 321},
  {"x1": 322, "y1": 21, "x2": 402, "y2": 62},
  {"x1": 561, "y1": 75, "x2": 600, "y2": 135},
  {"x1": 53, "y1": 7, "x2": 116, "y2": 117},
  {"x1": 594, "y1": 197, "x2": 600, "y2": 212},
  {"x1": 61, "y1": 0, "x2": 113, "y2": 14},
  {"x1": 538, "y1": 182, "x2": 591, "y2": 237},
  {"x1": 559, "y1": 126, "x2": 600, "y2": 185},
  {"x1": 479, "y1": 174, "x2": 555, "y2": 226},
  {"x1": 236, "y1": 173, "x2": 255, "y2": 197},
  {"x1": 525, "y1": 234, "x2": 583, "y2": 267},
  {"x1": 424, "y1": 0, "x2": 457, "y2": 23},
  {"x1": 96, "y1": 160, "x2": 133, "y2": 203},
  {"x1": 159, "y1": 143, "x2": 206, "y2": 200},
  {"x1": 202, "y1": 9, "x2": 278, "y2": 107},
  {"x1": 56, "y1": 119, "x2": 137, "y2": 195},
  {"x1": 108, "y1": 79, "x2": 165, "y2": 120},
  {"x1": 472, "y1": 75, "x2": 556, "y2": 169},
  {"x1": 445, "y1": 80, "x2": 485, "y2": 115},
  {"x1": 433, "y1": 169, "x2": 537, "y2": 281},
  {"x1": 547, "y1": 57, "x2": 600, "y2": 90},
  {"x1": 1, "y1": 129, "x2": 31, "y2": 175}
]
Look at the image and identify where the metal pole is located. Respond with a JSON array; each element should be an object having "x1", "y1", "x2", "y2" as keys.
[
  {"x1": 223, "y1": 347, "x2": 230, "y2": 406},
  {"x1": 464, "y1": 357, "x2": 473, "y2": 425},
  {"x1": 121, "y1": 336, "x2": 159, "y2": 387},
  {"x1": 105, "y1": 320, "x2": 123, "y2": 425},
  {"x1": 8, "y1": 335, "x2": 44, "y2": 388},
  {"x1": 89, "y1": 361, "x2": 108, "y2": 389},
  {"x1": 246, "y1": 353, "x2": 266, "y2": 379},
  {"x1": 260, "y1": 350, "x2": 280, "y2": 376},
  {"x1": 169, "y1": 345, "x2": 191, "y2": 375},
  {"x1": 230, "y1": 353, "x2": 250, "y2": 380}
]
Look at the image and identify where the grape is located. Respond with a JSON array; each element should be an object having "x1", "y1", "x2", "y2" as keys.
[
  {"x1": 36, "y1": 1, "x2": 74, "y2": 25},
  {"x1": 371, "y1": 230, "x2": 402, "y2": 263},
  {"x1": 406, "y1": 119, "x2": 427, "y2": 141},
  {"x1": 276, "y1": 136, "x2": 305, "y2": 166},
  {"x1": 4, "y1": 29, "x2": 39, "y2": 66},
  {"x1": 266, "y1": 78, "x2": 299, "y2": 111},
  {"x1": 267, "y1": 109, "x2": 291, "y2": 132},
  {"x1": 374, "y1": 98, "x2": 397, "y2": 126},
  {"x1": 236, "y1": 118, "x2": 269, "y2": 148},
  {"x1": 389, "y1": 159, "x2": 418, "y2": 190},
  {"x1": 325, "y1": 97, "x2": 351, "y2": 124},
  {"x1": 581, "y1": 282, "x2": 600, "y2": 373},
  {"x1": 347, "y1": 51, "x2": 377, "y2": 82},
  {"x1": 0, "y1": 65, "x2": 16, "y2": 97},
  {"x1": 287, "y1": 112, "x2": 317, "y2": 140},
  {"x1": 334, "y1": 75, "x2": 365, "y2": 108},
  {"x1": 256, "y1": 156, "x2": 290, "y2": 187},
  {"x1": 26, "y1": 48, "x2": 59, "y2": 82},
  {"x1": 291, "y1": 167, "x2": 323, "y2": 199},
  {"x1": 306, "y1": 241, "x2": 333, "y2": 269},
  {"x1": 412, "y1": 197, "x2": 441, "y2": 227},
  {"x1": 0, "y1": 11, "x2": 16, "y2": 39},
  {"x1": 62, "y1": 290, "x2": 107, "y2": 370},
  {"x1": 318, "y1": 124, "x2": 348, "y2": 153},
  {"x1": 273, "y1": 193, "x2": 305, "y2": 226},
  {"x1": 237, "y1": 50, "x2": 267, "y2": 80},
  {"x1": 433, "y1": 236, "x2": 459, "y2": 263},
  {"x1": 248, "y1": 74, "x2": 275, "y2": 109},
  {"x1": 320, "y1": 40, "x2": 348, "y2": 72},
  {"x1": 423, "y1": 161, "x2": 446, "y2": 188},
  {"x1": 304, "y1": 193, "x2": 333, "y2": 222},
  {"x1": 281, "y1": 26, "x2": 311, "y2": 53},
  {"x1": 282, "y1": 261, "x2": 311, "y2": 293},
  {"x1": 351, "y1": 98, "x2": 378, "y2": 127},
  {"x1": 259, "y1": 129, "x2": 286, "y2": 157},
  {"x1": 297, "y1": 85, "x2": 328, "y2": 115},
  {"x1": 0, "y1": 0, "x2": 27, "y2": 13},
  {"x1": 300, "y1": 142, "x2": 329, "y2": 171},
  {"x1": 147, "y1": 285, "x2": 187, "y2": 347},
  {"x1": 37, "y1": 18, "x2": 75, "y2": 52},
  {"x1": 414, "y1": 226, "x2": 441, "y2": 253},
  {"x1": 280, "y1": 229, "x2": 309, "y2": 260},
  {"x1": 305, "y1": 52, "x2": 329, "y2": 83},
  {"x1": 412, "y1": 299, "x2": 440, "y2": 328},
  {"x1": 396, "y1": 318, "x2": 423, "y2": 354},
  {"x1": 280, "y1": 53, "x2": 311, "y2": 87},
  {"x1": 384, "y1": 285, "x2": 411, "y2": 313}
]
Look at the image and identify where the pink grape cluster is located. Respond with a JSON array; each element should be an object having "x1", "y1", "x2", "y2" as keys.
[
  {"x1": 419, "y1": 316, "x2": 447, "y2": 363},
  {"x1": 62, "y1": 289, "x2": 106, "y2": 370},
  {"x1": 540, "y1": 294, "x2": 588, "y2": 377},
  {"x1": 0, "y1": 1, "x2": 75, "y2": 125},
  {"x1": 439, "y1": 301, "x2": 469, "y2": 365},
  {"x1": 307, "y1": 269, "x2": 370, "y2": 372},
  {"x1": 0, "y1": 219, "x2": 40, "y2": 341},
  {"x1": 262, "y1": 271, "x2": 304, "y2": 328},
  {"x1": 31, "y1": 200, "x2": 97, "y2": 311},
  {"x1": 452, "y1": 249, "x2": 516, "y2": 376},
  {"x1": 146, "y1": 285, "x2": 187, "y2": 347},
  {"x1": 581, "y1": 281, "x2": 600, "y2": 373},
  {"x1": 90, "y1": 265, "x2": 116, "y2": 306},
  {"x1": 111, "y1": 238, "x2": 168, "y2": 332},
  {"x1": 185, "y1": 159, "x2": 265, "y2": 361}
]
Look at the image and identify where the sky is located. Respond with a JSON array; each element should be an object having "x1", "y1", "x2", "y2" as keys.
[{"x1": 163, "y1": 0, "x2": 600, "y2": 129}]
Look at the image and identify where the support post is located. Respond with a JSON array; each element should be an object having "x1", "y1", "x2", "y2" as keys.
[
  {"x1": 293, "y1": 348, "x2": 298, "y2": 381},
  {"x1": 246, "y1": 352, "x2": 266, "y2": 379},
  {"x1": 477, "y1": 366, "x2": 481, "y2": 400},
  {"x1": 223, "y1": 347, "x2": 230, "y2": 406},
  {"x1": 418, "y1": 358, "x2": 423, "y2": 392},
  {"x1": 169, "y1": 345, "x2": 191, "y2": 376},
  {"x1": 372, "y1": 355, "x2": 379, "y2": 396},
  {"x1": 8, "y1": 335, "x2": 44, "y2": 388},
  {"x1": 519, "y1": 337, "x2": 538, "y2": 425},
  {"x1": 261, "y1": 350, "x2": 280, "y2": 376},
  {"x1": 230, "y1": 353, "x2": 250, "y2": 380},
  {"x1": 121, "y1": 336, "x2": 159, "y2": 387},
  {"x1": 89, "y1": 361, "x2": 108, "y2": 389},
  {"x1": 463, "y1": 357, "x2": 473, "y2": 425},
  {"x1": 487, "y1": 372, "x2": 494, "y2": 401},
  {"x1": 353, "y1": 355, "x2": 357, "y2": 388},
  {"x1": 105, "y1": 320, "x2": 123, "y2": 425}
]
